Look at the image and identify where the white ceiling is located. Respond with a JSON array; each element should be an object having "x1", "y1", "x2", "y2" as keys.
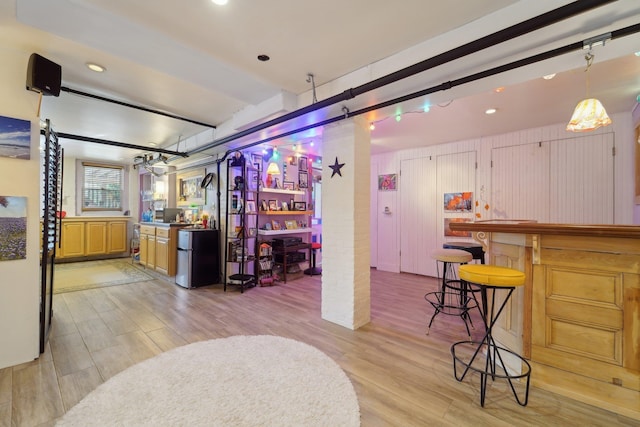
[{"x1": 2, "y1": 0, "x2": 640, "y2": 164}]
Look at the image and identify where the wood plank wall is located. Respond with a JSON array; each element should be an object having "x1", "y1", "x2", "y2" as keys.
[{"x1": 371, "y1": 112, "x2": 635, "y2": 274}]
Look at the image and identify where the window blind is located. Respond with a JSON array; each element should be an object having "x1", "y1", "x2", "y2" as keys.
[{"x1": 82, "y1": 163, "x2": 123, "y2": 211}]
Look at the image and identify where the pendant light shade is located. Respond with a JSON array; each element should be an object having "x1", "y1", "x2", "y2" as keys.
[
  {"x1": 566, "y1": 98, "x2": 612, "y2": 132},
  {"x1": 266, "y1": 162, "x2": 281, "y2": 175},
  {"x1": 566, "y1": 49, "x2": 612, "y2": 132}
]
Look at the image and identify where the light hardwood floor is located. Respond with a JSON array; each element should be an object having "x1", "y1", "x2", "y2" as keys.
[{"x1": 1, "y1": 265, "x2": 637, "y2": 426}]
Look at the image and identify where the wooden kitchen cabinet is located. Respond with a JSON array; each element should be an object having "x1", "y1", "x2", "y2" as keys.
[
  {"x1": 59, "y1": 221, "x2": 85, "y2": 258},
  {"x1": 58, "y1": 217, "x2": 130, "y2": 260},
  {"x1": 139, "y1": 223, "x2": 186, "y2": 276},
  {"x1": 139, "y1": 224, "x2": 156, "y2": 268},
  {"x1": 154, "y1": 227, "x2": 170, "y2": 274},
  {"x1": 139, "y1": 233, "x2": 149, "y2": 265},
  {"x1": 108, "y1": 221, "x2": 128, "y2": 253},
  {"x1": 85, "y1": 221, "x2": 107, "y2": 256}
]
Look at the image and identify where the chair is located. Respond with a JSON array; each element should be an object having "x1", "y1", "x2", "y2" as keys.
[{"x1": 451, "y1": 264, "x2": 531, "y2": 407}]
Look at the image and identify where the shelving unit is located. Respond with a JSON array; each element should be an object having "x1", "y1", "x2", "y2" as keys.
[
  {"x1": 224, "y1": 157, "x2": 259, "y2": 293},
  {"x1": 257, "y1": 187, "x2": 312, "y2": 282}
]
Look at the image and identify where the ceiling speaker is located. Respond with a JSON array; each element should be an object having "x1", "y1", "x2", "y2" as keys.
[{"x1": 26, "y1": 53, "x2": 61, "y2": 97}]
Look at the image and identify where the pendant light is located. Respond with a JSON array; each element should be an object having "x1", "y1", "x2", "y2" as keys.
[{"x1": 566, "y1": 51, "x2": 612, "y2": 132}]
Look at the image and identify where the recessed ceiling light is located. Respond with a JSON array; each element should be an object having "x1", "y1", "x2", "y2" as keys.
[
  {"x1": 543, "y1": 73, "x2": 556, "y2": 80},
  {"x1": 211, "y1": 0, "x2": 228, "y2": 5},
  {"x1": 485, "y1": 108, "x2": 497, "y2": 115},
  {"x1": 634, "y1": 51, "x2": 640, "y2": 57},
  {"x1": 257, "y1": 54, "x2": 270, "y2": 62},
  {"x1": 86, "y1": 62, "x2": 106, "y2": 73},
  {"x1": 148, "y1": 142, "x2": 157, "y2": 147},
  {"x1": 494, "y1": 86, "x2": 505, "y2": 93}
]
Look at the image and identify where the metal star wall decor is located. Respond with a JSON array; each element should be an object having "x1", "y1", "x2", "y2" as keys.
[{"x1": 329, "y1": 157, "x2": 345, "y2": 177}]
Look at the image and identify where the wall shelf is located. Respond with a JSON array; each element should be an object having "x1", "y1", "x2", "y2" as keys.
[
  {"x1": 258, "y1": 228, "x2": 312, "y2": 236},
  {"x1": 261, "y1": 188, "x2": 306, "y2": 195},
  {"x1": 261, "y1": 210, "x2": 313, "y2": 216}
]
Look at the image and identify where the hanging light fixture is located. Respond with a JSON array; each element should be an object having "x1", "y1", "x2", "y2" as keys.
[
  {"x1": 265, "y1": 162, "x2": 281, "y2": 188},
  {"x1": 566, "y1": 50, "x2": 612, "y2": 132}
]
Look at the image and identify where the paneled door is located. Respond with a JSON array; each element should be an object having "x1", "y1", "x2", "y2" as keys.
[{"x1": 400, "y1": 157, "x2": 437, "y2": 276}]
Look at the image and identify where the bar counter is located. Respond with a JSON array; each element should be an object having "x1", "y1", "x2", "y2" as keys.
[{"x1": 449, "y1": 220, "x2": 639, "y2": 420}]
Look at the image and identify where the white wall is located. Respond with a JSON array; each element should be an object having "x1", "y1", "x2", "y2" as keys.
[
  {"x1": 0, "y1": 46, "x2": 44, "y2": 368},
  {"x1": 371, "y1": 111, "x2": 636, "y2": 274}
]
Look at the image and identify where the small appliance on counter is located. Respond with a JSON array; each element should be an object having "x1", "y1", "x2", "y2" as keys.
[
  {"x1": 159, "y1": 208, "x2": 183, "y2": 223},
  {"x1": 176, "y1": 228, "x2": 220, "y2": 288}
]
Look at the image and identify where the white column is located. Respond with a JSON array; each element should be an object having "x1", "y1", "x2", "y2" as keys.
[{"x1": 321, "y1": 116, "x2": 371, "y2": 329}]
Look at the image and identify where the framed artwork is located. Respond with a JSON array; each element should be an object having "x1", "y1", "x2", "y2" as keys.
[
  {"x1": 299, "y1": 171, "x2": 308, "y2": 189},
  {"x1": 444, "y1": 192, "x2": 473, "y2": 212},
  {"x1": 283, "y1": 181, "x2": 295, "y2": 190},
  {"x1": 251, "y1": 153, "x2": 262, "y2": 171},
  {"x1": 271, "y1": 220, "x2": 281, "y2": 230},
  {"x1": 0, "y1": 116, "x2": 30, "y2": 160},
  {"x1": 299, "y1": 156, "x2": 308, "y2": 171},
  {"x1": 444, "y1": 218, "x2": 472, "y2": 237},
  {"x1": 177, "y1": 169, "x2": 205, "y2": 206},
  {"x1": 378, "y1": 174, "x2": 397, "y2": 191},
  {"x1": 246, "y1": 201, "x2": 256, "y2": 213},
  {"x1": 293, "y1": 201, "x2": 306, "y2": 211},
  {"x1": 268, "y1": 199, "x2": 278, "y2": 211},
  {"x1": 260, "y1": 200, "x2": 268, "y2": 211},
  {"x1": 284, "y1": 220, "x2": 297, "y2": 229},
  {"x1": 0, "y1": 196, "x2": 27, "y2": 260},
  {"x1": 282, "y1": 202, "x2": 289, "y2": 211}
]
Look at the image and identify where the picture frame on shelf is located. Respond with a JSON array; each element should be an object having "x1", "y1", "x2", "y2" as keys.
[
  {"x1": 268, "y1": 199, "x2": 278, "y2": 211},
  {"x1": 246, "y1": 200, "x2": 256, "y2": 213},
  {"x1": 284, "y1": 220, "x2": 297, "y2": 229},
  {"x1": 282, "y1": 202, "x2": 289, "y2": 211},
  {"x1": 251, "y1": 153, "x2": 262, "y2": 170},
  {"x1": 260, "y1": 200, "x2": 268, "y2": 211},
  {"x1": 293, "y1": 201, "x2": 306, "y2": 211},
  {"x1": 271, "y1": 220, "x2": 281, "y2": 230},
  {"x1": 299, "y1": 156, "x2": 308, "y2": 171},
  {"x1": 283, "y1": 180, "x2": 295, "y2": 190},
  {"x1": 299, "y1": 171, "x2": 308, "y2": 188},
  {"x1": 264, "y1": 222, "x2": 272, "y2": 230}
]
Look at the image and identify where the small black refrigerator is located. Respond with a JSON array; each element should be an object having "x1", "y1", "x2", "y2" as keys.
[{"x1": 176, "y1": 228, "x2": 220, "y2": 288}]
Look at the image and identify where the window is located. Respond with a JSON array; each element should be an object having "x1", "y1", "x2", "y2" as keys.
[{"x1": 81, "y1": 162, "x2": 123, "y2": 211}]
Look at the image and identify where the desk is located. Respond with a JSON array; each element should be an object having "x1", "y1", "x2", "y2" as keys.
[{"x1": 272, "y1": 242, "x2": 311, "y2": 283}]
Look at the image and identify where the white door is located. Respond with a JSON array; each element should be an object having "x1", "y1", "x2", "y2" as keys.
[{"x1": 400, "y1": 157, "x2": 437, "y2": 276}]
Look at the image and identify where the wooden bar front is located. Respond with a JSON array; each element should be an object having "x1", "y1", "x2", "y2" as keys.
[{"x1": 449, "y1": 220, "x2": 640, "y2": 420}]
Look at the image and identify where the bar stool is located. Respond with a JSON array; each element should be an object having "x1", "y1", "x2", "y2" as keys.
[
  {"x1": 424, "y1": 249, "x2": 479, "y2": 338},
  {"x1": 451, "y1": 264, "x2": 531, "y2": 407},
  {"x1": 443, "y1": 242, "x2": 485, "y2": 264},
  {"x1": 304, "y1": 242, "x2": 322, "y2": 276}
]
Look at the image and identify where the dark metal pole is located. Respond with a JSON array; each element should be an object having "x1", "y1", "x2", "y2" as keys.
[
  {"x1": 186, "y1": 0, "x2": 617, "y2": 156},
  {"x1": 47, "y1": 131, "x2": 189, "y2": 157},
  {"x1": 213, "y1": 22, "x2": 639, "y2": 155},
  {"x1": 60, "y1": 86, "x2": 217, "y2": 129}
]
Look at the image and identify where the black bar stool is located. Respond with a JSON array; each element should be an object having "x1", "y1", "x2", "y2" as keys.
[
  {"x1": 451, "y1": 264, "x2": 531, "y2": 407},
  {"x1": 424, "y1": 249, "x2": 480, "y2": 338},
  {"x1": 443, "y1": 242, "x2": 485, "y2": 264}
]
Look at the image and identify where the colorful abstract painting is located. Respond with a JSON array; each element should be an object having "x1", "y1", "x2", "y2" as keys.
[
  {"x1": 444, "y1": 192, "x2": 473, "y2": 212},
  {"x1": 0, "y1": 115, "x2": 31, "y2": 160},
  {"x1": 0, "y1": 196, "x2": 27, "y2": 260},
  {"x1": 378, "y1": 174, "x2": 397, "y2": 191}
]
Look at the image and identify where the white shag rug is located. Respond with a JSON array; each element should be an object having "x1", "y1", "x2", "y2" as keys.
[{"x1": 56, "y1": 335, "x2": 360, "y2": 427}]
